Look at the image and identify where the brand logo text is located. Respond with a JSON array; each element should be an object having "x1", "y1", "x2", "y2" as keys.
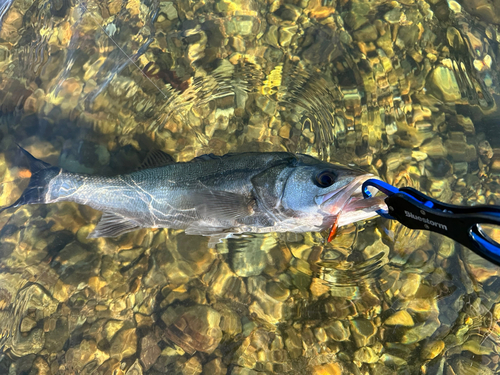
[{"x1": 404, "y1": 210, "x2": 447, "y2": 231}]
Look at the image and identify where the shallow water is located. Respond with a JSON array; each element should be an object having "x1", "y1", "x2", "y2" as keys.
[{"x1": 1, "y1": 0, "x2": 500, "y2": 374}]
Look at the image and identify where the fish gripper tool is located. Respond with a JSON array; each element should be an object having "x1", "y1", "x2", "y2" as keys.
[{"x1": 362, "y1": 178, "x2": 500, "y2": 267}]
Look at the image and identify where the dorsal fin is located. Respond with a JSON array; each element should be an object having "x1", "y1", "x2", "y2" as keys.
[
  {"x1": 190, "y1": 153, "x2": 222, "y2": 162},
  {"x1": 190, "y1": 153, "x2": 245, "y2": 162},
  {"x1": 138, "y1": 150, "x2": 175, "y2": 170}
]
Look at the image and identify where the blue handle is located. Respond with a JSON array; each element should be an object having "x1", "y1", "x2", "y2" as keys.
[
  {"x1": 362, "y1": 179, "x2": 399, "y2": 219},
  {"x1": 362, "y1": 179, "x2": 400, "y2": 199},
  {"x1": 470, "y1": 225, "x2": 500, "y2": 265}
]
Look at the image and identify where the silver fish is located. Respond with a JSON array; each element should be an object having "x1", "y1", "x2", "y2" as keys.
[{"x1": 1, "y1": 148, "x2": 386, "y2": 243}]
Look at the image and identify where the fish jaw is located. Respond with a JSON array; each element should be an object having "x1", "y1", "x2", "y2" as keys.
[{"x1": 318, "y1": 175, "x2": 387, "y2": 227}]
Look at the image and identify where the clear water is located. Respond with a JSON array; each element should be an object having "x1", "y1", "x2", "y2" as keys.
[{"x1": 1, "y1": 0, "x2": 500, "y2": 374}]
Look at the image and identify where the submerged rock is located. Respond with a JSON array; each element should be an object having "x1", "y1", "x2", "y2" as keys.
[
  {"x1": 420, "y1": 340, "x2": 445, "y2": 360},
  {"x1": 110, "y1": 328, "x2": 137, "y2": 360},
  {"x1": 426, "y1": 66, "x2": 461, "y2": 102},
  {"x1": 140, "y1": 333, "x2": 161, "y2": 370},
  {"x1": 325, "y1": 320, "x2": 350, "y2": 342},
  {"x1": 350, "y1": 319, "x2": 377, "y2": 347},
  {"x1": 354, "y1": 346, "x2": 380, "y2": 364},
  {"x1": 162, "y1": 305, "x2": 222, "y2": 354},
  {"x1": 311, "y1": 363, "x2": 342, "y2": 374},
  {"x1": 384, "y1": 310, "x2": 414, "y2": 327}
]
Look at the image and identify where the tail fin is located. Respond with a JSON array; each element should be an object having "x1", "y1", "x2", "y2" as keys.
[{"x1": 0, "y1": 146, "x2": 60, "y2": 213}]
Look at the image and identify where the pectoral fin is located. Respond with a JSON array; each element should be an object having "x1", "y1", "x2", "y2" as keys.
[
  {"x1": 88, "y1": 212, "x2": 140, "y2": 238},
  {"x1": 190, "y1": 191, "x2": 255, "y2": 221}
]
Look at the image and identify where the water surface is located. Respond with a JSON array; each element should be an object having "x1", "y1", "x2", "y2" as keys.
[{"x1": 1, "y1": 0, "x2": 500, "y2": 374}]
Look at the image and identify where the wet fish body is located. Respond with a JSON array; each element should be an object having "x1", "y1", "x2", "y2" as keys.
[{"x1": 2, "y1": 148, "x2": 385, "y2": 242}]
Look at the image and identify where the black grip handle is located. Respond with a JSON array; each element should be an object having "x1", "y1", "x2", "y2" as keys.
[{"x1": 385, "y1": 192, "x2": 500, "y2": 267}]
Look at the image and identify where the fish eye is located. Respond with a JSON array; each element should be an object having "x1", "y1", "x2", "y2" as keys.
[{"x1": 315, "y1": 170, "x2": 336, "y2": 188}]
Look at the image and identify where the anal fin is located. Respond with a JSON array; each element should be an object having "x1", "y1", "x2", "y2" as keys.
[{"x1": 88, "y1": 212, "x2": 140, "y2": 238}]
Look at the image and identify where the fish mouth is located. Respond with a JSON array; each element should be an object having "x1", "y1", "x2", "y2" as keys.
[{"x1": 318, "y1": 174, "x2": 387, "y2": 227}]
